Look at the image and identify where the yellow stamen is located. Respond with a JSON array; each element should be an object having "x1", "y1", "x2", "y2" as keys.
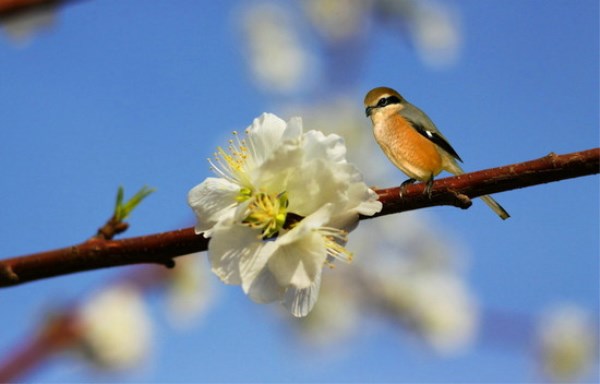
[
  {"x1": 207, "y1": 131, "x2": 254, "y2": 187},
  {"x1": 319, "y1": 227, "x2": 353, "y2": 264},
  {"x1": 242, "y1": 192, "x2": 289, "y2": 239}
]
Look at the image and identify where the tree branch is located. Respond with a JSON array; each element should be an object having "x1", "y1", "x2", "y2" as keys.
[
  {"x1": 371, "y1": 148, "x2": 600, "y2": 218},
  {"x1": 0, "y1": 148, "x2": 598, "y2": 288}
]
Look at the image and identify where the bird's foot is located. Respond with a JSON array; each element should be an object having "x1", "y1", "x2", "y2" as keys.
[
  {"x1": 424, "y1": 175, "x2": 434, "y2": 198},
  {"x1": 399, "y1": 178, "x2": 416, "y2": 198}
]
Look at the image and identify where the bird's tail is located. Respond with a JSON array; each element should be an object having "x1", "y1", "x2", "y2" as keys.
[
  {"x1": 479, "y1": 194, "x2": 510, "y2": 220},
  {"x1": 447, "y1": 159, "x2": 510, "y2": 220}
]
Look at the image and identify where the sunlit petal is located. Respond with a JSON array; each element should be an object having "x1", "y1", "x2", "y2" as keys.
[
  {"x1": 188, "y1": 177, "x2": 239, "y2": 236},
  {"x1": 208, "y1": 221, "x2": 263, "y2": 285},
  {"x1": 283, "y1": 272, "x2": 322, "y2": 318}
]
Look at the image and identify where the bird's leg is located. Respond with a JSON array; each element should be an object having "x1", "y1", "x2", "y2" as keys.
[
  {"x1": 424, "y1": 174, "x2": 434, "y2": 198},
  {"x1": 399, "y1": 178, "x2": 416, "y2": 198}
]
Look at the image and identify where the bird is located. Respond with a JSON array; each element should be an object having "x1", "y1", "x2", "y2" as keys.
[{"x1": 364, "y1": 86, "x2": 509, "y2": 220}]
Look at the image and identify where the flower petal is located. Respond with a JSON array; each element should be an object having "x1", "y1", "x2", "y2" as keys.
[
  {"x1": 208, "y1": 222, "x2": 264, "y2": 285},
  {"x1": 282, "y1": 116, "x2": 303, "y2": 141},
  {"x1": 252, "y1": 140, "x2": 303, "y2": 194},
  {"x1": 246, "y1": 113, "x2": 288, "y2": 167},
  {"x1": 268, "y1": 228, "x2": 327, "y2": 289},
  {"x1": 302, "y1": 130, "x2": 347, "y2": 164},
  {"x1": 245, "y1": 265, "x2": 284, "y2": 304},
  {"x1": 327, "y1": 183, "x2": 382, "y2": 231},
  {"x1": 275, "y1": 203, "x2": 333, "y2": 247},
  {"x1": 286, "y1": 159, "x2": 343, "y2": 216},
  {"x1": 188, "y1": 177, "x2": 240, "y2": 236},
  {"x1": 283, "y1": 271, "x2": 322, "y2": 317},
  {"x1": 357, "y1": 187, "x2": 383, "y2": 216},
  {"x1": 238, "y1": 239, "x2": 275, "y2": 289}
]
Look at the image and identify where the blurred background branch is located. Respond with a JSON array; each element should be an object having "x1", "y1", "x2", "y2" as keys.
[{"x1": 0, "y1": 0, "x2": 74, "y2": 17}]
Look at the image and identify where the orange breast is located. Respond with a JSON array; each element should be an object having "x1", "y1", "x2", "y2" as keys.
[{"x1": 377, "y1": 115, "x2": 443, "y2": 181}]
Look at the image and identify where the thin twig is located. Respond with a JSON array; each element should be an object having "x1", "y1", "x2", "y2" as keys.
[{"x1": 0, "y1": 311, "x2": 79, "y2": 382}]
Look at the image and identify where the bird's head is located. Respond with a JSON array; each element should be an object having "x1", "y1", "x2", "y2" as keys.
[{"x1": 364, "y1": 87, "x2": 405, "y2": 121}]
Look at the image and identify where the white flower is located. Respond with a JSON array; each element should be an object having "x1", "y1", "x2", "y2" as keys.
[
  {"x1": 537, "y1": 304, "x2": 597, "y2": 381},
  {"x1": 76, "y1": 285, "x2": 153, "y2": 370},
  {"x1": 188, "y1": 113, "x2": 381, "y2": 316}
]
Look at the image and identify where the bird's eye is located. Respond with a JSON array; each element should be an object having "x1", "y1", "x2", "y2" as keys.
[{"x1": 377, "y1": 97, "x2": 389, "y2": 107}]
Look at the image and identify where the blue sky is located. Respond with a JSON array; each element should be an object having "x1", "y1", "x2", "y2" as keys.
[{"x1": 0, "y1": 0, "x2": 598, "y2": 382}]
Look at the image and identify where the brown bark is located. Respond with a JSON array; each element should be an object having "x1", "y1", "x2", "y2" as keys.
[{"x1": 0, "y1": 148, "x2": 598, "y2": 288}]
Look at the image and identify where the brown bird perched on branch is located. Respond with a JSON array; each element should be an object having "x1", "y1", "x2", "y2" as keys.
[{"x1": 364, "y1": 86, "x2": 509, "y2": 220}]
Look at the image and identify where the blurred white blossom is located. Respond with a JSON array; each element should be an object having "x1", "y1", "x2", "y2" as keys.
[
  {"x1": 76, "y1": 285, "x2": 153, "y2": 370},
  {"x1": 537, "y1": 304, "x2": 598, "y2": 381},
  {"x1": 239, "y1": 3, "x2": 315, "y2": 94},
  {"x1": 380, "y1": 271, "x2": 478, "y2": 354},
  {"x1": 357, "y1": 213, "x2": 477, "y2": 355},
  {"x1": 188, "y1": 113, "x2": 381, "y2": 317},
  {"x1": 302, "y1": 0, "x2": 369, "y2": 42},
  {"x1": 409, "y1": 1, "x2": 461, "y2": 67},
  {"x1": 374, "y1": 0, "x2": 462, "y2": 68},
  {"x1": 238, "y1": 0, "x2": 461, "y2": 97},
  {"x1": 290, "y1": 267, "x2": 361, "y2": 348},
  {"x1": 165, "y1": 254, "x2": 215, "y2": 328}
]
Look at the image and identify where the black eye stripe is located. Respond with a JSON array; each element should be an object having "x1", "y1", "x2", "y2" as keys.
[
  {"x1": 386, "y1": 95, "x2": 401, "y2": 104},
  {"x1": 377, "y1": 95, "x2": 402, "y2": 107}
]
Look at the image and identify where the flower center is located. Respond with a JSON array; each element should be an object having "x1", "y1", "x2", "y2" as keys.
[{"x1": 242, "y1": 192, "x2": 289, "y2": 239}]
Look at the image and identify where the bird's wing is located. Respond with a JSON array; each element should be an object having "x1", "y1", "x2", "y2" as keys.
[{"x1": 400, "y1": 104, "x2": 463, "y2": 162}]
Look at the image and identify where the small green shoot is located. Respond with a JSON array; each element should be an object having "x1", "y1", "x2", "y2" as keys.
[{"x1": 114, "y1": 185, "x2": 156, "y2": 222}]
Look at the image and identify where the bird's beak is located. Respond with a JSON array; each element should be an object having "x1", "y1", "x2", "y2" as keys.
[{"x1": 365, "y1": 106, "x2": 373, "y2": 117}]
